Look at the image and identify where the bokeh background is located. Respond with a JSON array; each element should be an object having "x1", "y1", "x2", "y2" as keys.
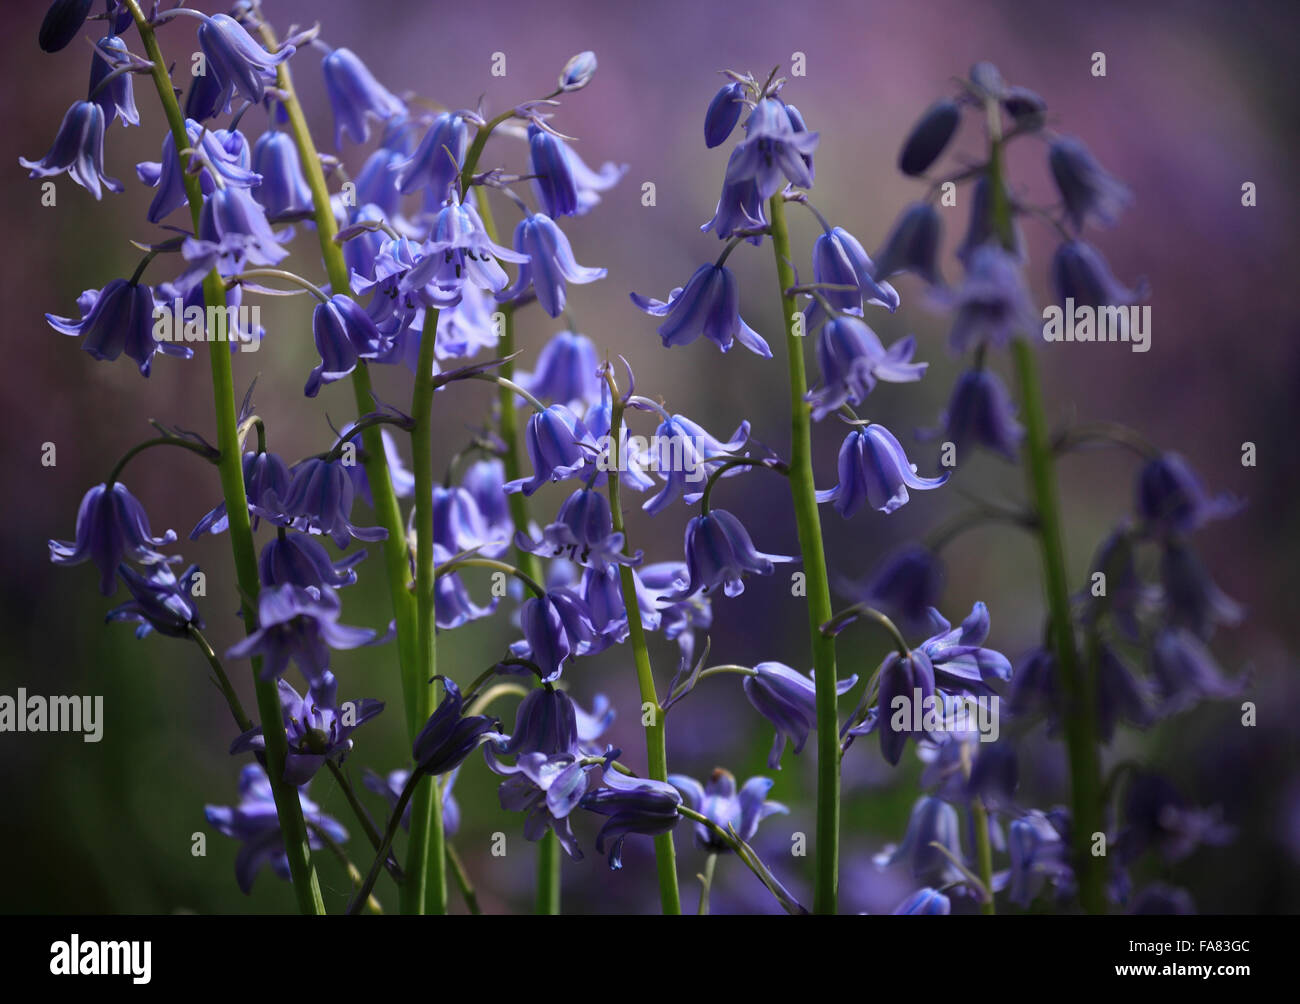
[{"x1": 1, "y1": 0, "x2": 1297, "y2": 914}]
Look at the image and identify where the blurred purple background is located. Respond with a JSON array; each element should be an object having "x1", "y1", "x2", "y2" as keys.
[{"x1": 1, "y1": 0, "x2": 1297, "y2": 914}]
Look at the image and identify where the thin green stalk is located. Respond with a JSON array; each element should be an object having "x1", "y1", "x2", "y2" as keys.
[
  {"x1": 768, "y1": 194, "x2": 840, "y2": 915},
  {"x1": 698, "y1": 852, "x2": 718, "y2": 915},
  {"x1": 472, "y1": 191, "x2": 564, "y2": 914},
  {"x1": 971, "y1": 799, "x2": 996, "y2": 915},
  {"x1": 125, "y1": 0, "x2": 324, "y2": 915},
  {"x1": 606, "y1": 380, "x2": 681, "y2": 914},
  {"x1": 986, "y1": 108, "x2": 1105, "y2": 914},
  {"x1": 405, "y1": 307, "x2": 446, "y2": 915}
]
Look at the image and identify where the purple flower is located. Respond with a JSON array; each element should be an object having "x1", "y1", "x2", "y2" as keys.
[
  {"x1": 137, "y1": 121, "x2": 261, "y2": 225},
  {"x1": 20, "y1": 100, "x2": 121, "y2": 199},
  {"x1": 724, "y1": 98, "x2": 819, "y2": 199},
  {"x1": 871, "y1": 203, "x2": 942, "y2": 285},
  {"x1": 838, "y1": 544, "x2": 945, "y2": 636},
  {"x1": 916, "y1": 603, "x2": 1013, "y2": 697},
  {"x1": 412, "y1": 676, "x2": 502, "y2": 775},
  {"x1": 364, "y1": 767, "x2": 461, "y2": 835},
  {"x1": 505, "y1": 405, "x2": 598, "y2": 496},
  {"x1": 875, "y1": 796, "x2": 964, "y2": 886},
  {"x1": 806, "y1": 318, "x2": 926, "y2": 421},
  {"x1": 434, "y1": 567, "x2": 498, "y2": 630},
  {"x1": 1006, "y1": 811, "x2": 1073, "y2": 907},
  {"x1": 1086, "y1": 527, "x2": 1150, "y2": 641},
  {"x1": 225, "y1": 584, "x2": 378, "y2": 685},
  {"x1": 279, "y1": 457, "x2": 388, "y2": 548},
  {"x1": 321, "y1": 47, "x2": 405, "y2": 148},
  {"x1": 514, "y1": 589, "x2": 597, "y2": 682},
  {"x1": 560, "y1": 51, "x2": 598, "y2": 91},
  {"x1": 1159, "y1": 539, "x2": 1243, "y2": 639},
  {"x1": 1048, "y1": 136, "x2": 1131, "y2": 231},
  {"x1": 305, "y1": 294, "x2": 392, "y2": 397},
  {"x1": 898, "y1": 99, "x2": 961, "y2": 176},
  {"x1": 50, "y1": 482, "x2": 176, "y2": 595},
  {"x1": 581, "y1": 564, "x2": 664, "y2": 645},
  {"x1": 641, "y1": 412, "x2": 750, "y2": 514},
  {"x1": 743, "y1": 662, "x2": 857, "y2": 769},
  {"x1": 198, "y1": 13, "x2": 295, "y2": 114},
  {"x1": 106, "y1": 562, "x2": 203, "y2": 639},
  {"x1": 892, "y1": 887, "x2": 951, "y2": 914},
  {"x1": 936, "y1": 245, "x2": 1036, "y2": 352},
  {"x1": 251, "y1": 131, "x2": 313, "y2": 218},
  {"x1": 1136, "y1": 453, "x2": 1242, "y2": 535},
  {"x1": 191, "y1": 450, "x2": 292, "y2": 538},
  {"x1": 46, "y1": 278, "x2": 185, "y2": 376},
  {"x1": 924, "y1": 367, "x2": 1024, "y2": 462},
  {"x1": 704, "y1": 81, "x2": 747, "y2": 148},
  {"x1": 1009, "y1": 647, "x2": 1060, "y2": 723},
  {"x1": 497, "y1": 214, "x2": 607, "y2": 318},
  {"x1": 516, "y1": 488, "x2": 639, "y2": 570},
  {"x1": 631, "y1": 264, "x2": 771, "y2": 357},
  {"x1": 581, "y1": 768, "x2": 683, "y2": 870},
  {"x1": 954, "y1": 176, "x2": 1025, "y2": 265},
  {"x1": 1051, "y1": 239, "x2": 1145, "y2": 309},
  {"x1": 867, "y1": 649, "x2": 936, "y2": 765},
  {"x1": 179, "y1": 187, "x2": 289, "y2": 291},
  {"x1": 701, "y1": 146, "x2": 767, "y2": 241},
  {"x1": 1120, "y1": 772, "x2": 1234, "y2": 863},
  {"x1": 1150, "y1": 628, "x2": 1242, "y2": 713},
  {"x1": 88, "y1": 36, "x2": 139, "y2": 128},
  {"x1": 528, "y1": 124, "x2": 580, "y2": 218},
  {"x1": 668, "y1": 509, "x2": 793, "y2": 599},
  {"x1": 431, "y1": 483, "x2": 502, "y2": 556},
  {"x1": 231, "y1": 671, "x2": 384, "y2": 785},
  {"x1": 518, "y1": 330, "x2": 602, "y2": 408},
  {"x1": 259, "y1": 533, "x2": 364, "y2": 590},
  {"x1": 205, "y1": 764, "x2": 346, "y2": 894},
  {"x1": 816, "y1": 425, "x2": 948, "y2": 517},
  {"x1": 395, "y1": 112, "x2": 468, "y2": 198},
  {"x1": 1095, "y1": 641, "x2": 1154, "y2": 742},
  {"x1": 39, "y1": 0, "x2": 94, "y2": 54},
  {"x1": 809, "y1": 226, "x2": 900, "y2": 317},
  {"x1": 669, "y1": 768, "x2": 788, "y2": 852},
  {"x1": 400, "y1": 197, "x2": 529, "y2": 304}
]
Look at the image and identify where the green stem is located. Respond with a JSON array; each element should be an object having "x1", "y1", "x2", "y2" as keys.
[
  {"x1": 187, "y1": 625, "x2": 252, "y2": 734},
  {"x1": 768, "y1": 194, "x2": 840, "y2": 915},
  {"x1": 698, "y1": 852, "x2": 718, "y2": 915},
  {"x1": 971, "y1": 799, "x2": 996, "y2": 915},
  {"x1": 606, "y1": 377, "x2": 681, "y2": 914},
  {"x1": 125, "y1": 0, "x2": 324, "y2": 915},
  {"x1": 405, "y1": 307, "x2": 446, "y2": 915},
  {"x1": 986, "y1": 110, "x2": 1105, "y2": 914}
]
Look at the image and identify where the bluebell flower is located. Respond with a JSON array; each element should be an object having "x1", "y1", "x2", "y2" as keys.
[
  {"x1": 434, "y1": 563, "x2": 498, "y2": 630},
  {"x1": 364, "y1": 767, "x2": 461, "y2": 835},
  {"x1": 462, "y1": 459, "x2": 512, "y2": 541},
  {"x1": 558, "y1": 138, "x2": 626, "y2": 216},
  {"x1": 892, "y1": 887, "x2": 951, "y2": 914},
  {"x1": 817, "y1": 425, "x2": 948, "y2": 517},
  {"x1": 743, "y1": 661, "x2": 857, "y2": 769},
  {"x1": 667, "y1": 509, "x2": 793, "y2": 599},
  {"x1": 1150, "y1": 628, "x2": 1242, "y2": 713},
  {"x1": 350, "y1": 152, "x2": 405, "y2": 223},
  {"x1": 808, "y1": 226, "x2": 900, "y2": 318},
  {"x1": 582, "y1": 384, "x2": 657, "y2": 495},
  {"x1": 724, "y1": 98, "x2": 819, "y2": 199},
  {"x1": 225, "y1": 584, "x2": 378, "y2": 685},
  {"x1": 954, "y1": 176, "x2": 1024, "y2": 265},
  {"x1": 205, "y1": 764, "x2": 346, "y2": 894},
  {"x1": 46, "y1": 278, "x2": 183, "y2": 376},
  {"x1": 923, "y1": 367, "x2": 1024, "y2": 462},
  {"x1": 191, "y1": 450, "x2": 292, "y2": 538},
  {"x1": 528, "y1": 124, "x2": 580, "y2": 218},
  {"x1": 837, "y1": 544, "x2": 945, "y2": 636},
  {"x1": 179, "y1": 186, "x2": 289, "y2": 291},
  {"x1": 560, "y1": 51, "x2": 598, "y2": 91},
  {"x1": 231, "y1": 671, "x2": 384, "y2": 785},
  {"x1": 582, "y1": 564, "x2": 663, "y2": 647},
  {"x1": 1003, "y1": 86, "x2": 1047, "y2": 128},
  {"x1": 1095, "y1": 641, "x2": 1154, "y2": 741},
  {"x1": 918, "y1": 603, "x2": 1013, "y2": 695},
  {"x1": 581, "y1": 769, "x2": 683, "y2": 870},
  {"x1": 433, "y1": 284, "x2": 499, "y2": 360},
  {"x1": 505, "y1": 405, "x2": 598, "y2": 496},
  {"x1": 488, "y1": 685, "x2": 586, "y2": 761},
  {"x1": 704, "y1": 81, "x2": 747, "y2": 148},
  {"x1": 1051, "y1": 239, "x2": 1145, "y2": 310},
  {"x1": 1008, "y1": 647, "x2": 1060, "y2": 724},
  {"x1": 106, "y1": 562, "x2": 203, "y2": 639},
  {"x1": 412, "y1": 676, "x2": 502, "y2": 774},
  {"x1": 137, "y1": 121, "x2": 261, "y2": 224},
  {"x1": 514, "y1": 589, "x2": 597, "y2": 682},
  {"x1": 1048, "y1": 136, "x2": 1131, "y2": 230},
  {"x1": 20, "y1": 100, "x2": 121, "y2": 199},
  {"x1": 936, "y1": 244, "x2": 1037, "y2": 353},
  {"x1": 39, "y1": 0, "x2": 94, "y2": 53},
  {"x1": 305, "y1": 293, "x2": 392, "y2": 397},
  {"x1": 898, "y1": 98, "x2": 961, "y2": 176},
  {"x1": 870, "y1": 202, "x2": 942, "y2": 285},
  {"x1": 50, "y1": 482, "x2": 176, "y2": 595},
  {"x1": 965, "y1": 742, "x2": 1019, "y2": 809},
  {"x1": 395, "y1": 112, "x2": 468, "y2": 198},
  {"x1": 518, "y1": 330, "x2": 602, "y2": 408},
  {"x1": 497, "y1": 214, "x2": 607, "y2": 318},
  {"x1": 641, "y1": 410, "x2": 750, "y2": 514},
  {"x1": 1005, "y1": 811, "x2": 1073, "y2": 907},
  {"x1": 259, "y1": 533, "x2": 364, "y2": 590},
  {"x1": 806, "y1": 318, "x2": 926, "y2": 421},
  {"x1": 430, "y1": 483, "x2": 502, "y2": 556},
  {"x1": 631, "y1": 264, "x2": 771, "y2": 357},
  {"x1": 250, "y1": 131, "x2": 313, "y2": 218},
  {"x1": 184, "y1": 64, "x2": 224, "y2": 122},
  {"x1": 701, "y1": 146, "x2": 767, "y2": 241},
  {"x1": 875, "y1": 796, "x2": 965, "y2": 886},
  {"x1": 1086, "y1": 526, "x2": 1150, "y2": 640},
  {"x1": 197, "y1": 13, "x2": 294, "y2": 114},
  {"x1": 280, "y1": 457, "x2": 388, "y2": 547},
  {"x1": 865, "y1": 649, "x2": 936, "y2": 765},
  {"x1": 517, "y1": 488, "x2": 639, "y2": 570},
  {"x1": 641, "y1": 562, "x2": 712, "y2": 655},
  {"x1": 400, "y1": 197, "x2": 529, "y2": 304},
  {"x1": 669, "y1": 768, "x2": 788, "y2": 852},
  {"x1": 1120, "y1": 772, "x2": 1234, "y2": 864},
  {"x1": 321, "y1": 47, "x2": 405, "y2": 148},
  {"x1": 88, "y1": 36, "x2": 139, "y2": 128},
  {"x1": 1136, "y1": 453, "x2": 1242, "y2": 536},
  {"x1": 1159, "y1": 539, "x2": 1243, "y2": 638}
]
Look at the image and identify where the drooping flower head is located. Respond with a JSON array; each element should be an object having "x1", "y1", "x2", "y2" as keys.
[
  {"x1": 1048, "y1": 136, "x2": 1131, "y2": 231},
  {"x1": 197, "y1": 13, "x2": 295, "y2": 114},
  {"x1": 743, "y1": 661, "x2": 857, "y2": 769},
  {"x1": 631, "y1": 264, "x2": 771, "y2": 357},
  {"x1": 581, "y1": 769, "x2": 683, "y2": 870},
  {"x1": 816, "y1": 425, "x2": 948, "y2": 517},
  {"x1": 395, "y1": 112, "x2": 468, "y2": 199},
  {"x1": 50, "y1": 482, "x2": 176, "y2": 595},
  {"x1": 497, "y1": 214, "x2": 607, "y2": 318},
  {"x1": 412, "y1": 676, "x2": 502, "y2": 775},
  {"x1": 321, "y1": 47, "x2": 405, "y2": 148},
  {"x1": 20, "y1": 100, "x2": 121, "y2": 199},
  {"x1": 669, "y1": 768, "x2": 788, "y2": 852},
  {"x1": 106, "y1": 562, "x2": 204, "y2": 639},
  {"x1": 668, "y1": 509, "x2": 793, "y2": 599},
  {"x1": 806, "y1": 318, "x2": 925, "y2": 421}
]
